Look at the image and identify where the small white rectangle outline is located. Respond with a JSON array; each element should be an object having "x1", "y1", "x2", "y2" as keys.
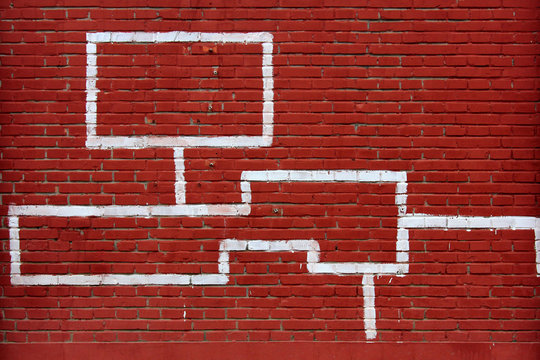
[{"x1": 85, "y1": 31, "x2": 274, "y2": 149}]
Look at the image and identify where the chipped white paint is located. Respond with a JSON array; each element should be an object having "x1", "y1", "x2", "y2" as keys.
[
  {"x1": 362, "y1": 274, "x2": 377, "y2": 340},
  {"x1": 399, "y1": 214, "x2": 540, "y2": 276},
  {"x1": 85, "y1": 31, "x2": 274, "y2": 150}
]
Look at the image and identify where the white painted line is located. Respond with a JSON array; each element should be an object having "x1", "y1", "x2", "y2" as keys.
[
  {"x1": 174, "y1": 148, "x2": 185, "y2": 204},
  {"x1": 86, "y1": 135, "x2": 273, "y2": 149},
  {"x1": 362, "y1": 274, "x2": 377, "y2": 340},
  {"x1": 398, "y1": 215, "x2": 538, "y2": 230},
  {"x1": 85, "y1": 32, "x2": 274, "y2": 150},
  {"x1": 8, "y1": 204, "x2": 251, "y2": 218},
  {"x1": 535, "y1": 229, "x2": 540, "y2": 276},
  {"x1": 308, "y1": 262, "x2": 408, "y2": 275},
  {"x1": 241, "y1": 170, "x2": 407, "y2": 183}
]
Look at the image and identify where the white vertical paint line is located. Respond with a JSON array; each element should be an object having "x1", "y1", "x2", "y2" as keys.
[
  {"x1": 399, "y1": 214, "x2": 540, "y2": 276},
  {"x1": 9, "y1": 217, "x2": 21, "y2": 276},
  {"x1": 535, "y1": 227, "x2": 540, "y2": 276},
  {"x1": 85, "y1": 32, "x2": 274, "y2": 149},
  {"x1": 395, "y1": 182, "x2": 407, "y2": 216},
  {"x1": 362, "y1": 274, "x2": 377, "y2": 340},
  {"x1": 174, "y1": 147, "x2": 186, "y2": 204},
  {"x1": 240, "y1": 181, "x2": 251, "y2": 204},
  {"x1": 85, "y1": 40, "x2": 98, "y2": 143}
]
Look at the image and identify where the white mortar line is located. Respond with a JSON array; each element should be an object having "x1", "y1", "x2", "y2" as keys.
[
  {"x1": 174, "y1": 147, "x2": 186, "y2": 204},
  {"x1": 362, "y1": 274, "x2": 377, "y2": 340}
]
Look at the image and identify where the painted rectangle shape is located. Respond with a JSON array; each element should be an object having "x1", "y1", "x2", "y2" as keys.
[{"x1": 85, "y1": 32, "x2": 274, "y2": 149}]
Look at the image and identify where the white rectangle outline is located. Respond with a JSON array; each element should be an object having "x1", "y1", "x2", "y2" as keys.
[{"x1": 85, "y1": 31, "x2": 274, "y2": 149}]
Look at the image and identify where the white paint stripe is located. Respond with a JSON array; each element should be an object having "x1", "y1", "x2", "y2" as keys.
[
  {"x1": 218, "y1": 251, "x2": 229, "y2": 274},
  {"x1": 398, "y1": 215, "x2": 538, "y2": 230},
  {"x1": 217, "y1": 239, "x2": 386, "y2": 340},
  {"x1": 396, "y1": 228, "x2": 409, "y2": 264},
  {"x1": 85, "y1": 41, "x2": 98, "y2": 143},
  {"x1": 308, "y1": 262, "x2": 408, "y2": 275},
  {"x1": 535, "y1": 229, "x2": 540, "y2": 276},
  {"x1": 362, "y1": 274, "x2": 377, "y2": 340},
  {"x1": 238, "y1": 170, "x2": 409, "y2": 271},
  {"x1": 400, "y1": 214, "x2": 540, "y2": 276},
  {"x1": 174, "y1": 148, "x2": 185, "y2": 204},
  {"x1": 88, "y1": 31, "x2": 273, "y2": 44},
  {"x1": 86, "y1": 136, "x2": 273, "y2": 149},
  {"x1": 8, "y1": 205, "x2": 250, "y2": 217},
  {"x1": 241, "y1": 170, "x2": 407, "y2": 183},
  {"x1": 191, "y1": 274, "x2": 228, "y2": 285}
]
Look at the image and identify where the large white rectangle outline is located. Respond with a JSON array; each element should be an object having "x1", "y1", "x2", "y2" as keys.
[{"x1": 85, "y1": 31, "x2": 274, "y2": 149}]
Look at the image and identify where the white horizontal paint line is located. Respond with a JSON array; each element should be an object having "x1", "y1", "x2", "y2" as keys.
[
  {"x1": 241, "y1": 170, "x2": 407, "y2": 183},
  {"x1": 85, "y1": 32, "x2": 274, "y2": 150},
  {"x1": 400, "y1": 214, "x2": 540, "y2": 276},
  {"x1": 87, "y1": 31, "x2": 273, "y2": 44},
  {"x1": 8, "y1": 204, "x2": 250, "y2": 218},
  {"x1": 398, "y1": 215, "x2": 539, "y2": 230}
]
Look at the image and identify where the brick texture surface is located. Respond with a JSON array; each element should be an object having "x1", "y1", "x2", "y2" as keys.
[{"x1": 1, "y1": 0, "x2": 539, "y2": 345}]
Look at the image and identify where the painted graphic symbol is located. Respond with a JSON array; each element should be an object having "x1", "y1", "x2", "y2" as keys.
[{"x1": 7, "y1": 32, "x2": 540, "y2": 340}]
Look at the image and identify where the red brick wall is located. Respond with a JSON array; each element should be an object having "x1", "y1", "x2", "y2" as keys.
[{"x1": 1, "y1": 0, "x2": 539, "y2": 355}]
